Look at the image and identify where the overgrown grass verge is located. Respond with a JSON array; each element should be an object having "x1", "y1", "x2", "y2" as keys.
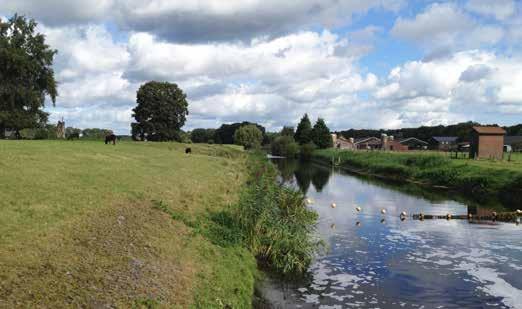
[
  {"x1": 234, "y1": 154, "x2": 322, "y2": 276},
  {"x1": 313, "y1": 149, "x2": 522, "y2": 208}
]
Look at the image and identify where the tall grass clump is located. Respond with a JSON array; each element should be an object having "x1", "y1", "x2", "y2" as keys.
[{"x1": 234, "y1": 154, "x2": 321, "y2": 276}]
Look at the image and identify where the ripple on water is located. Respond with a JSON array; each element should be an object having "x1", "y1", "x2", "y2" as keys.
[{"x1": 267, "y1": 160, "x2": 522, "y2": 308}]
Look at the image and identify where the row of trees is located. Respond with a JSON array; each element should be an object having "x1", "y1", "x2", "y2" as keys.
[
  {"x1": 188, "y1": 122, "x2": 268, "y2": 149},
  {"x1": 271, "y1": 114, "x2": 333, "y2": 158},
  {"x1": 338, "y1": 121, "x2": 522, "y2": 142},
  {"x1": 14, "y1": 125, "x2": 115, "y2": 140},
  {"x1": 187, "y1": 114, "x2": 333, "y2": 155}
]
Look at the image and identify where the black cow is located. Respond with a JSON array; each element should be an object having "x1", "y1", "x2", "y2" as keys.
[
  {"x1": 105, "y1": 134, "x2": 117, "y2": 145},
  {"x1": 185, "y1": 147, "x2": 192, "y2": 154}
]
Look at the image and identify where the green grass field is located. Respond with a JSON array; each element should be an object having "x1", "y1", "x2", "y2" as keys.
[
  {"x1": 0, "y1": 140, "x2": 256, "y2": 308},
  {"x1": 313, "y1": 149, "x2": 522, "y2": 209}
]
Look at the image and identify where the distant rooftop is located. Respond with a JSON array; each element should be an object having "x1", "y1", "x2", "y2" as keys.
[
  {"x1": 400, "y1": 137, "x2": 428, "y2": 145},
  {"x1": 354, "y1": 137, "x2": 380, "y2": 144},
  {"x1": 472, "y1": 126, "x2": 506, "y2": 135},
  {"x1": 432, "y1": 136, "x2": 458, "y2": 143}
]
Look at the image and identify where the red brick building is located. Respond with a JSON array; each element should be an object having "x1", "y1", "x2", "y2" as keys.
[{"x1": 470, "y1": 126, "x2": 506, "y2": 160}]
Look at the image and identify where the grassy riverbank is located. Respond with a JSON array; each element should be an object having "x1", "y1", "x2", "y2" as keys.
[
  {"x1": 313, "y1": 149, "x2": 522, "y2": 208},
  {"x1": 0, "y1": 140, "x2": 320, "y2": 307},
  {"x1": 0, "y1": 140, "x2": 256, "y2": 307}
]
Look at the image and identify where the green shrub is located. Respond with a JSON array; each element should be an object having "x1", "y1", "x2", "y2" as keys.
[
  {"x1": 234, "y1": 125, "x2": 263, "y2": 150},
  {"x1": 300, "y1": 142, "x2": 317, "y2": 160},
  {"x1": 234, "y1": 156, "x2": 321, "y2": 276},
  {"x1": 34, "y1": 128, "x2": 51, "y2": 140},
  {"x1": 271, "y1": 135, "x2": 299, "y2": 158}
]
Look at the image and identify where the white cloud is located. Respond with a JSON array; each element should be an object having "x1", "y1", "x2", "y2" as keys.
[
  {"x1": 3, "y1": 1, "x2": 520, "y2": 133},
  {"x1": 459, "y1": 64, "x2": 494, "y2": 82},
  {"x1": 374, "y1": 50, "x2": 522, "y2": 127},
  {"x1": 39, "y1": 24, "x2": 134, "y2": 113},
  {"x1": 0, "y1": 0, "x2": 112, "y2": 25},
  {"x1": 125, "y1": 30, "x2": 377, "y2": 125},
  {"x1": 116, "y1": 0, "x2": 403, "y2": 42},
  {"x1": 391, "y1": 3, "x2": 505, "y2": 56},
  {"x1": 39, "y1": 25, "x2": 379, "y2": 132},
  {"x1": 392, "y1": 3, "x2": 473, "y2": 43},
  {"x1": 1, "y1": 0, "x2": 403, "y2": 42},
  {"x1": 466, "y1": 0, "x2": 516, "y2": 20}
]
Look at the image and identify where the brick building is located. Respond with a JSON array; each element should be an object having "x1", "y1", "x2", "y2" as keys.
[{"x1": 469, "y1": 126, "x2": 506, "y2": 160}]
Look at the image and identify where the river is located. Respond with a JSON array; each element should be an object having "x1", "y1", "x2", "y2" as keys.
[{"x1": 260, "y1": 159, "x2": 522, "y2": 309}]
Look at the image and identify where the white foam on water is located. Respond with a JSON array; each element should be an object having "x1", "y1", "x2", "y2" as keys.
[{"x1": 455, "y1": 263, "x2": 522, "y2": 309}]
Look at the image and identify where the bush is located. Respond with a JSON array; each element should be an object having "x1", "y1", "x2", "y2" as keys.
[
  {"x1": 271, "y1": 136, "x2": 299, "y2": 158},
  {"x1": 234, "y1": 125, "x2": 263, "y2": 150},
  {"x1": 34, "y1": 128, "x2": 50, "y2": 140},
  {"x1": 300, "y1": 142, "x2": 317, "y2": 160}
]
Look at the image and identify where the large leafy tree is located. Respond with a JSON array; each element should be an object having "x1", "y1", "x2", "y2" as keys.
[
  {"x1": 294, "y1": 114, "x2": 313, "y2": 145},
  {"x1": 131, "y1": 81, "x2": 189, "y2": 141},
  {"x1": 312, "y1": 118, "x2": 333, "y2": 149},
  {"x1": 0, "y1": 15, "x2": 58, "y2": 138},
  {"x1": 234, "y1": 124, "x2": 263, "y2": 149}
]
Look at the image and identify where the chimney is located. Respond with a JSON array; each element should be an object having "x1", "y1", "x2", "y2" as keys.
[{"x1": 349, "y1": 137, "x2": 354, "y2": 143}]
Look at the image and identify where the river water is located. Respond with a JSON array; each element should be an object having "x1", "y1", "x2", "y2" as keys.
[{"x1": 261, "y1": 159, "x2": 522, "y2": 309}]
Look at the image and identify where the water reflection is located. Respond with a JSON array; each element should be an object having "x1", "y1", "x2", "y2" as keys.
[
  {"x1": 273, "y1": 159, "x2": 333, "y2": 194},
  {"x1": 263, "y1": 159, "x2": 522, "y2": 309}
]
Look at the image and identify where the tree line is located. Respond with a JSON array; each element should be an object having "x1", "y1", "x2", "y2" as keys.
[
  {"x1": 270, "y1": 114, "x2": 333, "y2": 158},
  {"x1": 337, "y1": 121, "x2": 522, "y2": 142},
  {"x1": 13, "y1": 125, "x2": 117, "y2": 140},
  {"x1": 187, "y1": 114, "x2": 334, "y2": 157}
]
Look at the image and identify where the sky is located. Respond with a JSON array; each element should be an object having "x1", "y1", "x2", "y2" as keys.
[{"x1": 1, "y1": 0, "x2": 521, "y2": 134}]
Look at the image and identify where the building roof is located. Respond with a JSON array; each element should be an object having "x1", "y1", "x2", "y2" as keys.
[
  {"x1": 472, "y1": 126, "x2": 506, "y2": 135},
  {"x1": 399, "y1": 137, "x2": 428, "y2": 145},
  {"x1": 354, "y1": 137, "x2": 381, "y2": 144},
  {"x1": 432, "y1": 136, "x2": 458, "y2": 143},
  {"x1": 505, "y1": 136, "x2": 522, "y2": 145}
]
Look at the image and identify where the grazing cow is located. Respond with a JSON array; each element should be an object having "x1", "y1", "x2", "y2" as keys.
[
  {"x1": 105, "y1": 134, "x2": 117, "y2": 145},
  {"x1": 67, "y1": 132, "x2": 80, "y2": 140},
  {"x1": 185, "y1": 147, "x2": 192, "y2": 154}
]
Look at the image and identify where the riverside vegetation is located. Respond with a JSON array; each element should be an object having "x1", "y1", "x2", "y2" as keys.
[
  {"x1": 0, "y1": 140, "x2": 319, "y2": 308},
  {"x1": 313, "y1": 149, "x2": 522, "y2": 209}
]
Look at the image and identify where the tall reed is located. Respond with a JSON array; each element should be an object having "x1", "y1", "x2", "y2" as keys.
[{"x1": 234, "y1": 154, "x2": 321, "y2": 276}]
